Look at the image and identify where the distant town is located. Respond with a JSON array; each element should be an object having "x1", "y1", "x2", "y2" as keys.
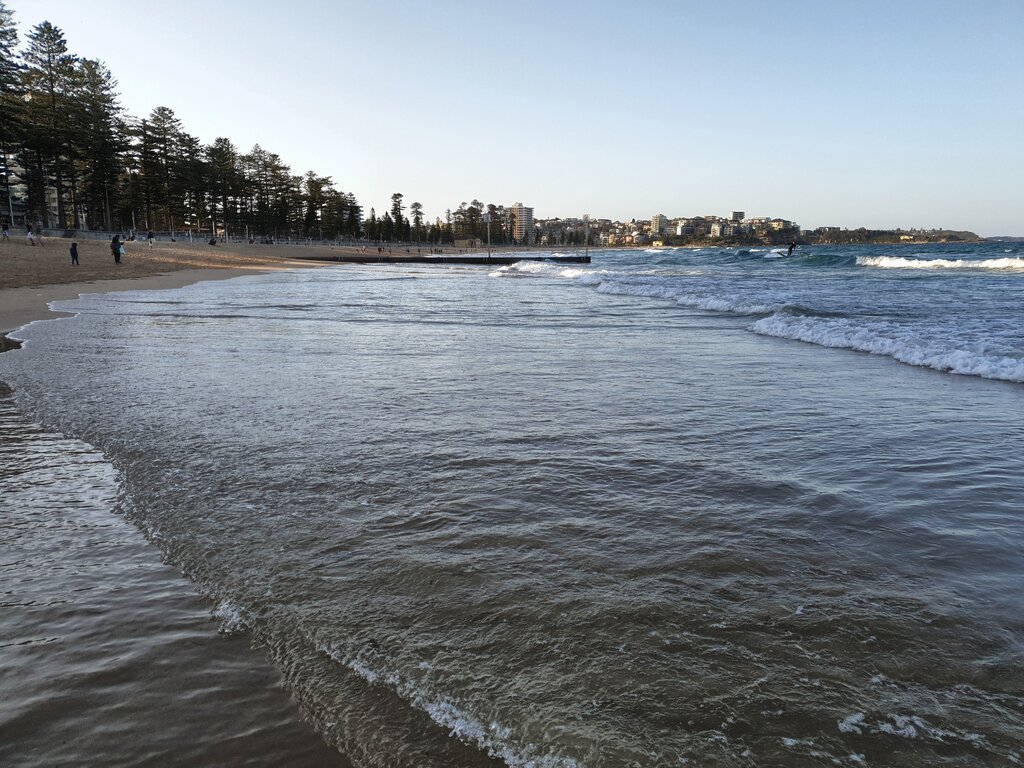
[
  {"x1": 515, "y1": 208, "x2": 980, "y2": 248},
  {"x1": 422, "y1": 203, "x2": 984, "y2": 250}
]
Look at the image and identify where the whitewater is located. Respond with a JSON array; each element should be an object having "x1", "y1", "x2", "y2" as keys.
[{"x1": 498, "y1": 242, "x2": 1024, "y2": 382}]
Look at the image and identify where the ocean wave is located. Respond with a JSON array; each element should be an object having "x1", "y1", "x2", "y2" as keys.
[
  {"x1": 594, "y1": 280, "x2": 777, "y2": 314},
  {"x1": 751, "y1": 314, "x2": 1024, "y2": 382},
  {"x1": 837, "y1": 711, "x2": 988, "y2": 747},
  {"x1": 857, "y1": 255, "x2": 1024, "y2": 271},
  {"x1": 494, "y1": 262, "x2": 778, "y2": 314},
  {"x1": 491, "y1": 261, "x2": 606, "y2": 284},
  {"x1": 320, "y1": 643, "x2": 582, "y2": 768}
]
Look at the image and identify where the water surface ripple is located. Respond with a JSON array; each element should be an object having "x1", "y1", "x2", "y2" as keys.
[{"x1": 1, "y1": 245, "x2": 1022, "y2": 766}]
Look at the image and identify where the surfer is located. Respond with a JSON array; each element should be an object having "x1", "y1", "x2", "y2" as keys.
[{"x1": 787, "y1": 242, "x2": 796, "y2": 257}]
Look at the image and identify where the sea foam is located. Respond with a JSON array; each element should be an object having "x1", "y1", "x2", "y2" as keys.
[
  {"x1": 213, "y1": 599, "x2": 249, "y2": 634},
  {"x1": 751, "y1": 314, "x2": 1024, "y2": 382},
  {"x1": 319, "y1": 643, "x2": 582, "y2": 768},
  {"x1": 857, "y1": 255, "x2": 1024, "y2": 271},
  {"x1": 497, "y1": 260, "x2": 790, "y2": 315}
]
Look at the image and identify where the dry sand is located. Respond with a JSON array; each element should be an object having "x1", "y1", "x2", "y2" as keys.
[{"x1": 0, "y1": 237, "x2": 356, "y2": 333}]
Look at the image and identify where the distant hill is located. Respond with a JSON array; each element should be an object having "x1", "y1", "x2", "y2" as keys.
[{"x1": 985, "y1": 236, "x2": 1024, "y2": 242}]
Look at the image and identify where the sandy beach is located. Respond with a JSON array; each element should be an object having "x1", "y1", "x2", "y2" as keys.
[{"x1": 0, "y1": 237, "x2": 374, "y2": 333}]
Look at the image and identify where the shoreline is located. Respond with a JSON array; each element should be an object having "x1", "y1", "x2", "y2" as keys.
[
  {"x1": 0, "y1": 237, "x2": 547, "y2": 334},
  {"x1": 0, "y1": 383, "x2": 348, "y2": 767},
  {"x1": 0, "y1": 263, "x2": 318, "y2": 335},
  {"x1": 0, "y1": 237, "x2": 583, "y2": 335},
  {"x1": 0, "y1": 243, "x2": 351, "y2": 765},
  {"x1": 0, "y1": 238, "x2": 357, "y2": 334}
]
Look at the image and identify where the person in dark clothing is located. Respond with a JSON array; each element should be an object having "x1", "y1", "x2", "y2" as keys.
[
  {"x1": 111, "y1": 235, "x2": 121, "y2": 263},
  {"x1": 787, "y1": 242, "x2": 796, "y2": 257},
  {"x1": 70, "y1": 242, "x2": 79, "y2": 265}
]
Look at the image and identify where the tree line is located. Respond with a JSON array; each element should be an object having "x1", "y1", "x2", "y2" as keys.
[
  {"x1": 0, "y1": 7, "x2": 364, "y2": 239},
  {"x1": 357, "y1": 196, "x2": 535, "y2": 246},
  {"x1": 0, "y1": 5, "x2": 541, "y2": 245}
]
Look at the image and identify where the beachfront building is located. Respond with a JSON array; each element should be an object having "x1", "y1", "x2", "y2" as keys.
[
  {"x1": 651, "y1": 214, "x2": 668, "y2": 236},
  {"x1": 730, "y1": 211, "x2": 745, "y2": 223},
  {"x1": 509, "y1": 202, "x2": 535, "y2": 245},
  {"x1": 0, "y1": 152, "x2": 69, "y2": 230}
]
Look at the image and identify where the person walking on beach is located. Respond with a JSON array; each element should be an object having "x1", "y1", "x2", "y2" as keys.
[
  {"x1": 111, "y1": 235, "x2": 121, "y2": 263},
  {"x1": 1, "y1": 219, "x2": 9, "y2": 241},
  {"x1": 70, "y1": 241, "x2": 79, "y2": 265},
  {"x1": 26, "y1": 224, "x2": 35, "y2": 246},
  {"x1": 147, "y1": 230, "x2": 155, "y2": 248}
]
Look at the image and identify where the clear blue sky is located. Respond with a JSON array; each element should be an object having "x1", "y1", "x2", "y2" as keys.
[{"x1": 9, "y1": 0, "x2": 1024, "y2": 235}]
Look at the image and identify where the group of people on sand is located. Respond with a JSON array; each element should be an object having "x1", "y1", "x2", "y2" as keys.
[
  {"x1": 1, "y1": 219, "x2": 143, "y2": 267},
  {"x1": 65, "y1": 234, "x2": 126, "y2": 265},
  {"x1": 1, "y1": 220, "x2": 46, "y2": 247},
  {"x1": 60, "y1": 237, "x2": 121, "y2": 266},
  {"x1": 2, "y1": 219, "x2": 57, "y2": 248}
]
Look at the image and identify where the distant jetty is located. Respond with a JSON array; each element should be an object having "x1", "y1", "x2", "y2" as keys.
[{"x1": 290, "y1": 253, "x2": 591, "y2": 266}]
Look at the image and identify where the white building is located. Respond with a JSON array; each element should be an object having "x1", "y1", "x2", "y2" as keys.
[
  {"x1": 509, "y1": 202, "x2": 535, "y2": 244},
  {"x1": 650, "y1": 213, "x2": 668, "y2": 235}
]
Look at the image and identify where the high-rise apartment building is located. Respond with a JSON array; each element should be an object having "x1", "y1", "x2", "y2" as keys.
[
  {"x1": 651, "y1": 214, "x2": 668, "y2": 235},
  {"x1": 509, "y1": 202, "x2": 535, "y2": 244}
]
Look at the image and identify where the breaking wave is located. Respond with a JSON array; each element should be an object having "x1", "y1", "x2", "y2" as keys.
[
  {"x1": 857, "y1": 255, "x2": 1024, "y2": 271},
  {"x1": 750, "y1": 314, "x2": 1024, "y2": 383},
  {"x1": 493, "y1": 254, "x2": 1024, "y2": 383},
  {"x1": 320, "y1": 643, "x2": 582, "y2": 768}
]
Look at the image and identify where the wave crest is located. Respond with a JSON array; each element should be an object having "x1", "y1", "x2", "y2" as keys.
[
  {"x1": 751, "y1": 315, "x2": 1024, "y2": 382},
  {"x1": 320, "y1": 643, "x2": 582, "y2": 768},
  {"x1": 857, "y1": 255, "x2": 1024, "y2": 271}
]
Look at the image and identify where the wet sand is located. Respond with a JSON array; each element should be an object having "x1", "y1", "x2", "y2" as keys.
[{"x1": 0, "y1": 237, "x2": 357, "y2": 333}]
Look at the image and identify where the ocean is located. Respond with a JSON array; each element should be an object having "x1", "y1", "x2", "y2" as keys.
[{"x1": 1, "y1": 242, "x2": 1022, "y2": 766}]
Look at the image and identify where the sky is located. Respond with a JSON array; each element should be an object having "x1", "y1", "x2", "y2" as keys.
[{"x1": 8, "y1": 0, "x2": 1024, "y2": 235}]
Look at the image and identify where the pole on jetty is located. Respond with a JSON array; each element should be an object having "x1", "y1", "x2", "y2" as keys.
[
  {"x1": 583, "y1": 214, "x2": 590, "y2": 259},
  {"x1": 483, "y1": 212, "x2": 492, "y2": 259}
]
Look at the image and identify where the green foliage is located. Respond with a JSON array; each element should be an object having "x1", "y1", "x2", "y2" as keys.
[
  {"x1": 0, "y1": 0, "x2": 21, "y2": 219},
  {"x1": 0, "y1": 9, "x2": 363, "y2": 238},
  {"x1": 18, "y1": 21, "x2": 76, "y2": 226}
]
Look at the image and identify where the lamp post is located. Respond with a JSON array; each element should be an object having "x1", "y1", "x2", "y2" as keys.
[
  {"x1": 483, "y1": 212, "x2": 492, "y2": 259},
  {"x1": 2, "y1": 147, "x2": 14, "y2": 225},
  {"x1": 583, "y1": 214, "x2": 590, "y2": 259}
]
